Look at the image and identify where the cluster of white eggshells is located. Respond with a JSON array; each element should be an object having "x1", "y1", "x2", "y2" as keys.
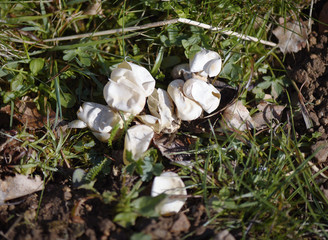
[
  {"x1": 69, "y1": 48, "x2": 222, "y2": 215},
  {"x1": 69, "y1": 48, "x2": 222, "y2": 162}
]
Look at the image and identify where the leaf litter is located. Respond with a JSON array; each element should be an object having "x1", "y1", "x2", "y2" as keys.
[{"x1": 0, "y1": 174, "x2": 43, "y2": 205}]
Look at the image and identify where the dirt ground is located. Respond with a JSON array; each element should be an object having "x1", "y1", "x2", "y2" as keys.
[
  {"x1": 285, "y1": 30, "x2": 328, "y2": 165},
  {"x1": 1, "y1": 3, "x2": 328, "y2": 240}
]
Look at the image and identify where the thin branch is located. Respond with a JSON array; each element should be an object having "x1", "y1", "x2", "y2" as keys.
[
  {"x1": 40, "y1": 18, "x2": 277, "y2": 47},
  {"x1": 43, "y1": 19, "x2": 179, "y2": 43},
  {"x1": 178, "y1": 18, "x2": 277, "y2": 47}
]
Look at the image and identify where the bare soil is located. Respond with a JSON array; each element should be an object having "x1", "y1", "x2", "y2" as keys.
[{"x1": 286, "y1": 30, "x2": 328, "y2": 164}]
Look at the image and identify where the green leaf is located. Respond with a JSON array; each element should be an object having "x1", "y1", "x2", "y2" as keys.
[
  {"x1": 257, "y1": 80, "x2": 272, "y2": 90},
  {"x1": 130, "y1": 232, "x2": 152, "y2": 240},
  {"x1": 167, "y1": 25, "x2": 179, "y2": 45},
  {"x1": 131, "y1": 194, "x2": 166, "y2": 217},
  {"x1": 102, "y1": 190, "x2": 117, "y2": 204},
  {"x1": 77, "y1": 51, "x2": 91, "y2": 67},
  {"x1": 160, "y1": 35, "x2": 170, "y2": 47},
  {"x1": 3, "y1": 91, "x2": 16, "y2": 103},
  {"x1": 252, "y1": 87, "x2": 265, "y2": 100},
  {"x1": 151, "y1": 46, "x2": 165, "y2": 75},
  {"x1": 29, "y1": 58, "x2": 45, "y2": 75},
  {"x1": 114, "y1": 212, "x2": 138, "y2": 227},
  {"x1": 136, "y1": 149, "x2": 162, "y2": 182},
  {"x1": 59, "y1": 91, "x2": 76, "y2": 108},
  {"x1": 10, "y1": 73, "x2": 24, "y2": 91},
  {"x1": 161, "y1": 56, "x2": 181, "y2": 69},
  {"x1": 63, "y1": 49, "x2": 77, "y2": 61},
  {"x1": 72, "y1": 168, "x2": 86, "y2": 187}
]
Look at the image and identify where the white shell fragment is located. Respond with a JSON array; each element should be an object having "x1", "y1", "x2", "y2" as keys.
[
  {"x1": 183, "y1": 78, "x2": 221, "y2": 114},
  {"x1": 189, "y1": 49, "x2": 222, "y2": 78},
  {"x1": 91, "y1": 131, "x2": 112, "y2": 142},
  {"x1": 68, "y1": 102, "x2": 123, "y2": 142},
  {"x1": 123, "y1": 124, "x2": 154, "y2": 164},
  {"x1": 146, "y1": 88, "x2": 180, "y2": 133},
  {"x1": 222, "y1": 101, "x2": 255, "y2": 131},
  {"x1": 114, "y1": 61, "x2": 156, "y2": 96},
  {"x1": 137, "y1": 114, "x2": 162, "y2": 133},
  {"x1": 103, "y1": 78, "x2": 146, "y2": 115},
  {"x1": 167, "y1": 80, "x2": 203, "y2": 121},
  {"x1": 68, "y1": 119, "x2": 87, "y2": 129},
  {"x1": 75, "y1": 102, "x2": 121, "y2": 133},
  {"x1": 151, "y1": 172, "x2": 187, "y2": 216}
]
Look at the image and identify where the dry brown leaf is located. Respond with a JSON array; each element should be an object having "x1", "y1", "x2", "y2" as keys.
[
  {"x1": 221, "y1": 101, "x2": 255, "y2": 131},
  {"x1": 83, "y1": 0, "x2": 103, "y2": 16},
  {"x1": 0, "y1": 174, "x2": 44, "y2": 204},
  {"x1": 152, "y1": 133, "x2": 197, "y2": 163},
  {"x1": 0, "y1": 97, "x2": 56, "y2": 130},
  {"x1": 252, "y1": 102, "x2": 285, "y2": 129},
  {"x1": 311, "y1": 140, "x2": 328, "y2": 163},
  {"x1": 272, "y1": 17, "x2": 308, "y2": 54}
]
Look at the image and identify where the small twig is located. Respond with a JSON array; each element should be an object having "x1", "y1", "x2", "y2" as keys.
[
  {"x1": 308, "y1": 0, "x2": 314, "y2": 33},
  {"x1": 43, "y1": 19, "x2": 179, "y2": 42},
  {"x1": 178, "y1": 18, "x2": 277, "y2": 47},
  {"x1": 308, "y1": 161, "x2": 328, "y2": 179},
  {"x1": 291, "y1": 80, "x2": 313, "y2": 129},
  {"x1": 39, "y1": 18, "x2": 277, "y2": 47},
  {"x1": 60, "y1": 149, "x2": 71, "y2": 168},
  {"x1": 3, "y1": 215, "x2": 23, "y2": 239}
]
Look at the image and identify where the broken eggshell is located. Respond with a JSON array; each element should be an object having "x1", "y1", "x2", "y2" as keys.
[
  {"x1": 112, "y1": 61, "x2": 156, "y2": 96},
  {"x1": 103, "y1": 78, "x2": 146, "y2": 115},
  {"x1": 123, "y1": 124, "x2": 154, "y2": 164},
  {"x1": 137, "y1": 114, "x2": 163, "y2": 133},
  {"x1": 137, "y1": 114, "x2": 180, "y2": 134},
  {"x1": 189, "y1": 49, "x2": 222, "y2": 78},
  {"x1": 167, "y1": 79, "x2": 203, "y2": 121},
  {"x1": 151, "y1": 171, "x2": 187, "y2": 216},
  {"x1": 183, "y1": 78, "x2": 221, "y2": 114},
  {"x1": 147, "y1": 88, "x2": 181, "y2": 133},
  {"x1": 68, "y1": 102, "x2": 123, "y2": 142}
]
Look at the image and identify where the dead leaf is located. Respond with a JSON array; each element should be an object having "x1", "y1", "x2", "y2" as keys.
[
  {"x1": 221, "y1": 101, "x2": 255, "y2": 131},
  {"x1": 0, "y1": 97, "x2": 56, "y2": 130},
  {"x1": 272, "y1": 17, "x2": 308, "y2": 54},
  {"x1": 0, "y1": 174, "x2": 44, "y2": 204},
  {"x1": 170, "y1": 213, "x2": 190, "y2": 234},
  {"x1": 83, "y1": 0, "x2": 103, "y2": 16},
  {"x1": 214, "y1": 230, "x2": 236, "y2": 240},
  {"x1": 152, "y1": 133, "x2": 197, "y2": 163},
  {"x1": 252, "y1": 101, "x2": 285, "y2": 129},
  {"x1": 311, "y1": 140, "x2": 328, "y2": 163}
]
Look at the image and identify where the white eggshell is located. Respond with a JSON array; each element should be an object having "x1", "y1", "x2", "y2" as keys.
[
  {"x1": 167, "y1": 80, "x2": 203, "y2": 121},
  {"x1": 123, "y1": 124, "x2": 154, "y2": 164},
  {"x1": 76, "y1": 102, "x2": 122, "y2": 133},
  {"x1": 189, "y1": 49, "x2": 220, "y2": 74},
  {"x1": 103, "y1": 78, "x2": 146, "y2": 115},
  {"x1": 117, "y1": 61, "x2": 156, "y2": 97},
  {"x1": 68, "y1": 119, "x2": 87, "y2": 129},
  {"x1": 183, "y1": 78, "x2": 221, "y2": 114},
  {"x1": 151, "y1": 172, "x2": 187, "y2": 215},
  {"x1": 203, "y1": 58, "x2": 222, "y2": 77}
]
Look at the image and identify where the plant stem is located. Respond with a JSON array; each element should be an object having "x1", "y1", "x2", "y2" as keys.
[{"x1": 38, "y1": 18, "x2": 277, "y2": 47}]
